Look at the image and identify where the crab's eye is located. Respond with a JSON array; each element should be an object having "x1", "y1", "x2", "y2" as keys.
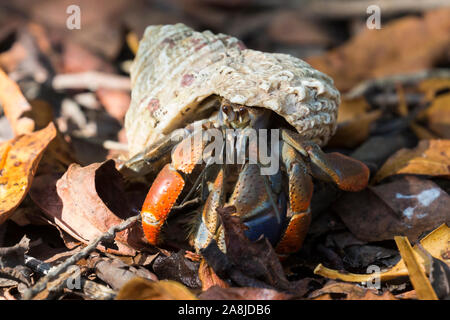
[
  {"x1": 238, "y1": 107, "x2": 249, "y2": 122},
  {"x1": 222, "y1": 104, "x2": 236, "y2": 121}
]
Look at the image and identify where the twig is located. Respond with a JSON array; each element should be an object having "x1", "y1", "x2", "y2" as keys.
[
  {"x1": 24, "y1": 256, "x2": 116, "y2": 300},
  {"x1": 52, "y1": 71, "x2": 131, "y2": 91},
  {"x1": 22, "y1": 214, "x2": 140, "y2": 300},
  {"x1": 0, "y1": 236, "x2": 29, "y2": 256}
]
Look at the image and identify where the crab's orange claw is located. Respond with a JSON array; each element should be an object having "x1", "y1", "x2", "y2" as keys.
[
  {"x1": 307, "y1": 145, "x2": 370, "y2": 192},
  {"x1": 141, "y1": 164, "x2": 185, "y2": 245},
  {"x1": 275, "y1": 211, "x2": 311, "y2": 256}
]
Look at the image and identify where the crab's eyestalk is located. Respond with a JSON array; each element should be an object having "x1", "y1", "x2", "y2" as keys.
[
  {"x1": 220, "y1": 100, "x2": 250, "y2": 129},
  {"x1": 220, "y1": 99, "x2": 270, "y2": 130}
]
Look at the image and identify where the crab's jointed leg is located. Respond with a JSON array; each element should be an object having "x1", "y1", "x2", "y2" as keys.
[
  {"x1": 281, "y1": 129, "x2": 370, "y2": 192},
  {"x1": 193, "y1": 169, "x2": 225, "y2": 251},
  {"x1": 276, "y1": 142, "x2": 313, "y2": 256},
  {"x1": 275, "y1": 130, "x2": 369, "y2": 255}
]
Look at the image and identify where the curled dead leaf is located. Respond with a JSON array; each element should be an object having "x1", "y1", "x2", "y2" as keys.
[
  {"x1": 374, "y1": 140, "x2": 450, "y2": 182},
  {"x1": 395, "y1": 236, "x2": 438, "y2": 300},
  {"x1": 0, "y1": 123, "x2": 56, "y2": 224},
  {"x1": 29, "y1": 160, "x2": 146, "y2": 255}
]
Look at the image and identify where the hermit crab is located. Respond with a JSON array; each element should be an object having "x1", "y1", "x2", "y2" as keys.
[{"x1": 123, "y1": 24, "x2": 370, "y2": 257}]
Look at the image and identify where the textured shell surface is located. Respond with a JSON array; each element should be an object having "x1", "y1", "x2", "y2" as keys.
[{"x1": 125, "y1": 23, "x2": 340, "y2": 157}]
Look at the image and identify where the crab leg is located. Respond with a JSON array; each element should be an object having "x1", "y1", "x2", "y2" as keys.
[
  {"x1": 206, "y1": 164, "x2": 286, "y2": 251},
  {"x1": 141, "y1": 129, "x2": 208, "y2": 245},
  {"x1": 193, "y1": 169, "x2": 224, "y2": 251},
  {"x1": 275, "y1": 142, "x2": 313, "y2": 255},
  {"x1": 122, "y1": 118, "x2": 215, "y2": 175},
  {"x1": 281, "y1": 129, "x2": 369, "y2": 192}
]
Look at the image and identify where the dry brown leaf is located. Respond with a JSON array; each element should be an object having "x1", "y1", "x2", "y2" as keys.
[
  {"x1": 410, "y1": 123, "x2": 440, "y2": 140},
  {"x1": 0, "y1": 123, "x2": 56, "y2": 225},
  {"x1": 29, "y1": 160, "x2": 145, "y2": 255},
  {"x1": 26, "y1": 99, "x2": 77, "y2": 174},
  {"x1": 334, "y1": 176, "x2": 450, "y2": 242},
  {"x1": 199, "y1": 286, "x2": 292, "y2": 300},
  {"x1": 309, "y1": 281, "x2": 396, "y2": 300},
  {"x1": 418, "y1": 78, "x2": 450, "y2": 102},
  {"x1": 198, "y1": 259, "x2": 230, "y2": 291},
  {"x1": 395, "y1": 290, "x2": 418, "y2": 300},
  {"x1": 395, "y1": 236, "x2": 438, "y2": 300},
  {"x1": 314, "y1": 223, "x2": 449, "y2": 283},
  {"x1": 0, "y1": 68, "x2": 34, "y2": 135},
  {"x1": 324, "y1": 96, "x2": 380, "y2": 148},
  {"x1": 116, "y1": 278, "x2": 197, "y2": 300},
  {"x1": 422, "y1": 94, "x2": 450, "y2": 138},
  {"x1": 374, "y1": 140, "x2": 450, "y2": 182},
  {"x1": 306, "y1": 8, "x2": 450, "y2": 92},
  {"x1": 336, "y1": 97, "x2": 370, "y2": 123}
]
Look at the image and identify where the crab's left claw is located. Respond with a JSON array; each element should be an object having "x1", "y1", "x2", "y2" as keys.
[{"x1": 306, "y1": 144, "x2": 370, "y2": 192}]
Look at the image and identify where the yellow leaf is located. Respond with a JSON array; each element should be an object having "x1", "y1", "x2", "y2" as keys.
[
  {"x1": 0, "y1": 123, "x2": 56, "y2": 224},
  {"x1": 419, "y1": 78, "x2": 450, "y2": 101},
  {"x1": 422, "y1": 94, "x2": 450, "y2": 138},
  {"x1": 410, "y1": 122, "x2": 439, "y2": 140},
  {"x1": 116, "y1": 278, "x2": 198, "y2": 300},
  {"x1": 374, "y1": 139, "x2": 450, "y2": 183},
  {"x1": 395, "y1": 236, "x2": 438, "y2": 300},
  {"x1": 336, "y1": 97, "x2": 370, "y2": 123},
  {"x1": 126, "y1": 32, "x2": 139, "y2": 55}
]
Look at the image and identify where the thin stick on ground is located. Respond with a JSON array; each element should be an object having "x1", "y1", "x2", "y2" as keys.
[
  {"x1": 52, "y1": 71, "x2": 131, "y2": 91},
  {"x1": 22, "y1": 214, "x2": 141, "y2": 300}
]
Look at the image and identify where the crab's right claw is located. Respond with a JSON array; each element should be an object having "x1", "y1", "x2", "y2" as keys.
[
  {"x1": 141, "y1": 129, "x2": 207, "y2": 245},
  {"x1": 307, "y1": 145, "x2": 370, "y2": 192},
  {"x1": 141, "y1": 164, "x2": 185, "y2": 245}
]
